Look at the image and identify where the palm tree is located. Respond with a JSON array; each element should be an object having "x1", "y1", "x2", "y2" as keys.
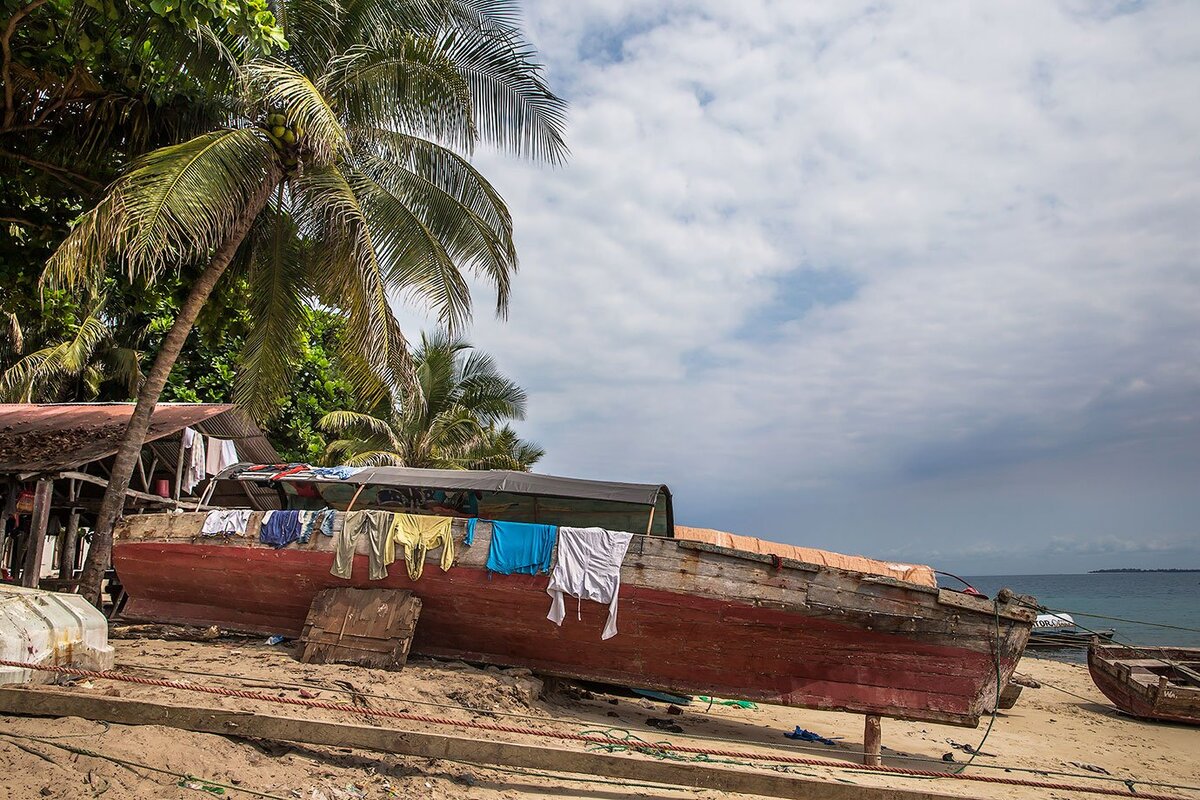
[
  {"x1": 320, "y1": 330, "x2": 543, "y2": 470},
  {"x1": 45, "y1": 0, "x2": 567, "y2": 603}
]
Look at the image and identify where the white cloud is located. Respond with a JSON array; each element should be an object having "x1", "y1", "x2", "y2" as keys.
[{"x1": 413, "y1": 1, "x2": 1200, "y2": 571}]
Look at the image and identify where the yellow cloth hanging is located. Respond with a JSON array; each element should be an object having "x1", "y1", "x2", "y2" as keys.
[{"x1": 389, "y1": 513, "x2": 455, "y2": 580}]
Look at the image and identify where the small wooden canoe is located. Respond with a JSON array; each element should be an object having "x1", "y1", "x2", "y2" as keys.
[{"x1": 1088, "y1": 644, "x2": 1200, "y2": 725}]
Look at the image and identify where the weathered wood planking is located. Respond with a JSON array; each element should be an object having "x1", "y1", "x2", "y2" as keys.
[
  {"x1": 0, "y1": 687, "x2": 966, "y2": 800},
  {"x1": 1088, "y1": 645, "x2": 1200, "y2": 725},
  {"x1": 299, "y1": 588, "x2": 421, "y2": 669},
  {"x1": 114, "y1": 512, "x2": 1034, "y2": 726}
]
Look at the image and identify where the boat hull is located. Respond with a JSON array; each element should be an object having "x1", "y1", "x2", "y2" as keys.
[
  {"x1": 1088, "y1": 645, "x2": 1200, "y2": 725},
  {"x1": 113, "y1": 513, "x2": 1035, "y2": 727}
]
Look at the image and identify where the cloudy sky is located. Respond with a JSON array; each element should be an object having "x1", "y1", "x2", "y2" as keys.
[{"x1": 412, "y1": 1, "x2": 1200, "y2": 574}]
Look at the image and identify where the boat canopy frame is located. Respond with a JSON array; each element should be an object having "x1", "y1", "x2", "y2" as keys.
[{"x1": 218, "y1": 464, "x2": 675, "y2": 537}]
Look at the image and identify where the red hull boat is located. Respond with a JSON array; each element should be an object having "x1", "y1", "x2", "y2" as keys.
[{"x1": 114, "y1": 473, "x2": 1034, "y2": 728}]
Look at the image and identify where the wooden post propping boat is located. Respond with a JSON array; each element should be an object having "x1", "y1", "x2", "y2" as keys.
[
  {"x1": 1088, "y1": 643, "x2": 1200, "y2": 725},
  {"x1": 112, "y1": 466, "x2": 1036, "y2": 728}
]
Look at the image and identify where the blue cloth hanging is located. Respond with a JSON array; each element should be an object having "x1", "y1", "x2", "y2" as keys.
[
  {"x1": 485, "y1": 520, "x2": 557, "y2": 575},
  {"x1": 260, "y1": 510, "x2": 303, "y2": 549}
]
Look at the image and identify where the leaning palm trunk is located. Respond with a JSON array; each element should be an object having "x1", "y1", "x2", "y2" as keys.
[{"x1": 76, "y1": 178, "x2": 280, "y2": 603}]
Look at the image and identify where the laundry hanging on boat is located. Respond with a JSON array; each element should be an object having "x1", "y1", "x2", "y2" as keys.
[
  {"x1": 331, "y1": 510, "x2": 393, "y2": 579},
  {"x1": 298, "y1": 509, "x2": 336, "y2": 540},
  {"x1": 204, "y1": 436, "x2": 239, "y2": 476},
  {"x1": 389, "y1": 513, "x2": 454, "y2": 581},
  {"x1": 180, "y1": 427, "x2": 206, "y2": 494},
  {"x1": 546, "y1": 526, "x2": 634, "y2": 640},
  {"x1": 485, "y1": 520, "x2": 557, "y2": 575},
  {"x1": 260, "y1": 510, "x2": 303, "y2": 549},
  {"x1": 200, "y1": 509, "x2": 253, "y2": 536}
]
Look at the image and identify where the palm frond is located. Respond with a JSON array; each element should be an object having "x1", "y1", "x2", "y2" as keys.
[
  {"x1": 45, "y1": 128, "x2": 279, "y2": 289},
  {"x1": 319, "y1": 409, "x2": 400, "y2": 445},
  {"x1": 235, "y1": 196, "x2": 314, "y2": 419},
  {"x1": 323, "y1": 35, "x2": 475, "y2": 150},
  {"x1": 456, "y1": 423, "x2": 543, "y2": 471},
  {"x1": 245, "y1": 61, "x2": 349, "y2": 161},
  {"x1": 105, "y1": 347, "x2": 145, "y2": 398},
  {"x1": 439, "y1": 24, "x2": 568, "y2": 163},
  {"x1": 0, "y1": 304, "x2": 111, "y2": 401},
  {"x1": 296, "y1": 163, "x2": 413, "y2": 394},
  {"x1": 3, "y1": 312, "x2": 24, "y2": 356},
  {"x1": 347, "y1": 167, "x2": 475, "y2": 331},
  {"x1": 340, "y1": 449, "x2": 407, "y2": 467},
  {"x1": 353, "y1": 135, "x2": 515, "y2": 316}
]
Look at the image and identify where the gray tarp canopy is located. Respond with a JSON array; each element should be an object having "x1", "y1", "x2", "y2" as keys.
[{"x1": 345, "y1": 466, "x2": 668, "y2": 507}]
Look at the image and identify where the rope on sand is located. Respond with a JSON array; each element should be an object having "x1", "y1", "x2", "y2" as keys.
[
  {"x1": 0, "y1": 730, "x2": 291, "y2": 799},
  {"x1": 0, "y1": 658, "x2": 1196, "y2": 800}
]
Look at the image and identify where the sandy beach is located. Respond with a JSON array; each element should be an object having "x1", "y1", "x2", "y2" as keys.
[{"x1": 0, "y1": 637, "x2": 1196, "y2": 800}]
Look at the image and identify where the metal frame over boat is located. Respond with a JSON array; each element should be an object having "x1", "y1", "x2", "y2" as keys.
[
  {"x1": 1088, "y1": 643, "x2": 1200, "y2": 725},
  {"x1": 113, "y1": 466, "x2": 1036, "y2": 727}
]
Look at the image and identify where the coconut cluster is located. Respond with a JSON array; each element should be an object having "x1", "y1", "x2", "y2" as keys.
[{"x1": 261, "y1": 111, "x2": 304, "y2": 167}]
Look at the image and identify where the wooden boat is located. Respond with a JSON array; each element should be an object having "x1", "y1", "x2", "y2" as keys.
[
  {"x1": 1088, "y1": 644, "x2": 1200, "y2": 725},
  {"x1": 112, "y1": 466, "x2": 1036, "y2": 727}
]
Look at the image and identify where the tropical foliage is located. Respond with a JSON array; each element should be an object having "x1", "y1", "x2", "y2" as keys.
[
  {"x1": 321, "y1": 330, "x2": 543, "y2": 470},
  {"x1": 31, "y1": 0, "x2": 565, "y2": 602},
  {"x1": 0, "y1": 294, "x2": 143, "y2": 401}
]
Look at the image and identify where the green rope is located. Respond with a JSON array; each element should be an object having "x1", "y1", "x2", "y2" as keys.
[
  {"x1": 578, "y1": 726, "x2": 752, "y2": 767},
  {"x1": 575, "y1": 726, "x2": 826, "y2": 780},
  {"x1": 697, "y1": 696, "x2": 758, "y2": 709}
]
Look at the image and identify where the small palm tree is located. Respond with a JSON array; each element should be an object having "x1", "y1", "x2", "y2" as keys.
[
  {"x1": 320, "y1": 330, "x2": 542, "y2": 470},
  {"x1": 47, "y1": 0, "x2": 567, "y2": 602}
]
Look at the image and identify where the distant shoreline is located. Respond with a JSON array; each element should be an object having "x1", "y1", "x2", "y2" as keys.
[{"x1": 1088, "y1": 568, "x2": 1200, "y2": 574}]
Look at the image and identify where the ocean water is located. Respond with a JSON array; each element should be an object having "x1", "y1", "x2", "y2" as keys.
[{"x1": 965, "y1": 572, "x2": 1200, "y2": 660}]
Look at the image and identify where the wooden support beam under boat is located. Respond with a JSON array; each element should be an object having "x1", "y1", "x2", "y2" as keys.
[
  {"x1": 863, "y1": 714, "x2": 882, "y2": 766},
  {"x1": 0, "y1": 687, "x2": 964, "y2": 800}
]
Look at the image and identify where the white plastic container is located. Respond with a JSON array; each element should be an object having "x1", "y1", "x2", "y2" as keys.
[{"x1": 0, "y1": 585, "x2": 115, "y2": 684}]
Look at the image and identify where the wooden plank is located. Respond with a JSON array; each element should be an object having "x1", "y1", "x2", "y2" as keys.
[
  {"x1": 0, "y1": 688, "x2": 962, "y2": 800},
  {"x1": 59, "y1": 471, "x2": 201, "y2": 510},
  {"x1": 299, "y1": 588, "x2": 421, "y2": 669},
  {"x1": 20, "y1": 479, "x2": 53, "y2": 587}
]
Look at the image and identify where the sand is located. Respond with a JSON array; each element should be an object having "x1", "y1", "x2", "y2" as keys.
[{"x1": 0, "y1": 639, "x2": 1196, "y2": 800}]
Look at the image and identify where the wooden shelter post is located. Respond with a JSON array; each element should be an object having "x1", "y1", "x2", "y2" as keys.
[
  {"x1": 58, "y1": 478, "x2": 80, "y2": 580},
  {"x1": 173, "y1": 429, "x2": 186, "y2": 500},
  {"x1": 863, "y1": 714, "x2": 882, "y2": 766},
  {"x1": 20, "y1": 479, "x2": 53, "y2": 588},
  {"x1": 0, "y1": 479, "x2": 16, "y2": 575}
]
